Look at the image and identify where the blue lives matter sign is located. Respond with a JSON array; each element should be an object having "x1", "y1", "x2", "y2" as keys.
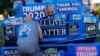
[{"x1": 16, "y1": 1, "x2": 82, "y2": 42}]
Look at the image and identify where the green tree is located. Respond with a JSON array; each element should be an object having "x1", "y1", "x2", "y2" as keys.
[
  {"x1": 94, "y1": 6, "x2": 100, "y2": 19},
  {"x1": 0, "y1": 20, "x2": 4, "y2": 46},
  {"x1": 0, "y1": 0, "x2": 14, "y2": 14}
]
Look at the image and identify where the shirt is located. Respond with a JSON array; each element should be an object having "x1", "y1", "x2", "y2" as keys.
[{"x1": 17, "y1": 21, "x2": 39, "y2": 53}]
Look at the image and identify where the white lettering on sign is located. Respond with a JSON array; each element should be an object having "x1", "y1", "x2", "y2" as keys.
[
  {"x1": 57, "y1": 3, "x2": 79, "y2": 11},
  {"x1": 39, "y1": 20, "x2": 66, "y2": 36},
  {"x1": 45, "y1": 48, "x2": 57, "y2": 54},
  {"x1": 43, "y1": 48, "x2": 60, "y2": 56},
  {"x1": 43, "y1": 54, "x2": 60, "y2": 56},
  {"x1": 23, "y1": 6, "x2": 45, "y2": 12},
  {"x1": 76, "y1": 46, "x2": 98, "y2": 56},
  {"x1": 4, "y1": 49, "x2": 18, "y2": 55},
  {"x1": 23, "y1": 11, "x2": 46, "y2": 19},
  {"x1": 39, "y1": 20, "x2": 66, "y2": 26},
  {"x1": 23, "y1": 5, "x2": 46, "y2": 19},
  {"x1": 42, "y1": 29, "x2": 66, "y2": 36}
]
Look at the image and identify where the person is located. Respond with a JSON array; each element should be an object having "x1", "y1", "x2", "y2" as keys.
[
  {"x1": 3, "y1": 10, "x2": 9, "y2": 19},
  {"x1": 17, "y1": 15, "x2": 43, "y2": 56},
  {"x1": 45, "y1": 4, "x2": 54, "y2": 18}
]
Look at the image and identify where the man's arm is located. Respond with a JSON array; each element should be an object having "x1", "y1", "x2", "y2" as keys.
[{"x1": 37, "y1": 23, "x2": 43, "y2": 41}]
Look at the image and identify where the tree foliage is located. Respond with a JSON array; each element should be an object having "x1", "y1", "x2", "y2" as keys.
[{"x1": 0, "y1": 0, "x2": 14, "y2": 14}]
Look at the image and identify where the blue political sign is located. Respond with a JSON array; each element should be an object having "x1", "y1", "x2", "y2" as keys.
[{"x1": 1, "y1": 47, "x2": 18, "y2": 56}]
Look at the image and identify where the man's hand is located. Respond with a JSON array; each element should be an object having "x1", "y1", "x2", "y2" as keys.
[{"x1": 37, "y1": 23, "x2": 43, "y2": 42}]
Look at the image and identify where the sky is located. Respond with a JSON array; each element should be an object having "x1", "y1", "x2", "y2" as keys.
[
  {"x1": 0, "y1": 15, "x2": 3, "y2": 20},
  {"x1": 92, "y1": 0, "x2": 100, "y2": 3}
]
